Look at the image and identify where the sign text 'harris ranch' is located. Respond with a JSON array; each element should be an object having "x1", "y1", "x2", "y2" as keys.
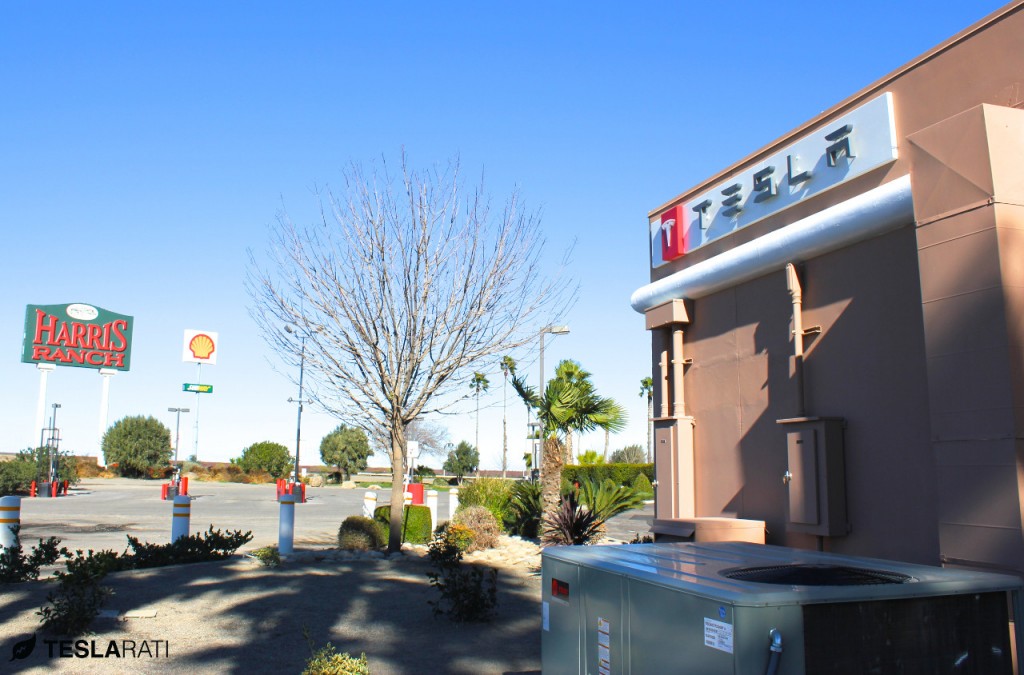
[{"x1": 22, "y1": 303, "x2": 134, "y2": 371}]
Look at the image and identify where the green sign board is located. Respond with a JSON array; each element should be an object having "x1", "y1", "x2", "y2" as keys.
[
  {"x1": 22, "y1": 303, "x2": 134, "y2": 371},
  {"x1": 183, "y1": 383, "x2": 213, "y2": 394}
]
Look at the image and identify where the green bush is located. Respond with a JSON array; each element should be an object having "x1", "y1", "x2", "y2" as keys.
[
  {"x1": 542, "y1": 492, "x2": 602, "y2": 546},
  {"x1": 0, "y1": 460, "x2": 38, "y2": 496},
  {"x1": 507, "y1": 480, "x2": 542, "y2": 539},
  {"x1": 338, "y1": 516, "x2": 386, "y2": 551},
  {"x1": 576, "y1": 478, "x2": 644, "y2": 521},
  {"x1": 631, "y1": 473, "x2": 652, "y2": 494},
  {"x1": 432, "y1": 477, "x2": 449, "y2": 489},
  {"x1": 232, "y1": 441, "x2": 293, "y2": 479},
  {"x1": 561, "y1": 462, "x2": 653, "y2": 488},
  {"x1": 38, "y1": 549, "x2": 117, "y2": 635},
  {"x1": 0, "y1": 528, "x2": 69, "y2": 583},
  {"x1": 457, "y1": 478, "x2": 512, "y2": 530},
  {"x1": 102, "y1": 416, "x2": 173, "y2": 478},
  {"x1": 426, "y1": 526, "x2": 498, "y2": 622},
  {"x1": 251, "y1": 546, "x2": 281, "y2": 568},
  {"x1": 373, "y1": 504, "x2": 432, "y2": 545},
  {"x1": 452, "y1": 506, "x2": 501, "y2": 552}
]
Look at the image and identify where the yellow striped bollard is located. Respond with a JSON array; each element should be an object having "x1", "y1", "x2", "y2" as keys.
[
  {"x1": 171, "y1": 495, "x2": 191, "y2": 541},
  {"x1": 0, "y1": 496, "x2": 20, "y2": 550}
]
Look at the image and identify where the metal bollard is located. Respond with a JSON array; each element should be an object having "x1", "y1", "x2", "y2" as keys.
[
  {"x1": 180, "y1": 476, "x2": 189, "y2": 496},
  {"x1": 161, "y1": 484, "x2": 169, "y2": 501},
  {"x1": 449, "y1": 487, "x2": 459, "y2": 518},
  {"x1": 426, "y1": 490, "x2": 438, "y2": 530},
  {"x1": 0, "y1": 496, "x2": 21, "y2": 550},
  {"x1": 30, "y1": 481, "x2": 36, "y2": 498},
  {"x1": 279, "y1": 493, "x2": 295, "y2": 555},
  {"x1": 171, "y1": 495, "x2": 191, "y2": 542},
  {"x1": 362, "y1": 491, "x2": 377, "y2": 518}
]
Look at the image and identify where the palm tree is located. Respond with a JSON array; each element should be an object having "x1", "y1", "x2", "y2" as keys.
[
  {"x1": 500, "y1": 356, "x2": 516, "y2": 479},
  {"x1": 470, "y1": 372, "x2": 490, "y2": 458},
  {"x1": 640, "y1": 376, "x2": 653, "y2": 462},
  {"x1": 513, "y1": 359, "x2": 627, "y2": 523}
]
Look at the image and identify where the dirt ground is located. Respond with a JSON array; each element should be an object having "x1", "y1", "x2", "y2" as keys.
[{"x1": 0, "y1": 539, "x2": 543, "y2": 674}]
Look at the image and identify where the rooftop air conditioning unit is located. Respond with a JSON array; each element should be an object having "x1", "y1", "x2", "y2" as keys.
[{"x1": 542, "y1": 542, "x2": 1023, "y2": 675}]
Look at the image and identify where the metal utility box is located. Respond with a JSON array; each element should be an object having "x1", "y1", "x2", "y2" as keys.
[
  {"x1": 777, "y1": 417, "x2": 848, "y2": 536},
  {"x1": 541, "y1": 542, "x2": 1023, "y2": 675}
]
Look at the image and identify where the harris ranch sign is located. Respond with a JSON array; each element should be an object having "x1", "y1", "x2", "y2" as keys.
[{"x1": 22, "y1": 303, "x2": 134, "y2": 371}]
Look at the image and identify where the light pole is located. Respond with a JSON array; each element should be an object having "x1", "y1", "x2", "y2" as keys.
[
  {"x1": 168, "y1": 407, "x2": 191, "y2": 465},
  {"x1": 537, "y1": 325, "x2": 569, "y2": 482},
  {"x1": 285, "y1": 325, "x2": 312, "y2": 485},
  {"x1": 48, "y1": 403, "x2": 61, "y2": 485}
]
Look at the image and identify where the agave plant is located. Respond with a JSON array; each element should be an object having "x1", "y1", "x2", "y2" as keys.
[
  {"x1": 541, "y1": 492, "x2": 602, "y2": 546},
  {"x1": 575, "y1": 478, "x2": 644, "y2": 522}
]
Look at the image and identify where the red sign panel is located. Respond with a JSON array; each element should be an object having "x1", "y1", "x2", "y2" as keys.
[{"x1": 660, "y1": 204, "x2": 686, "y2": 262}]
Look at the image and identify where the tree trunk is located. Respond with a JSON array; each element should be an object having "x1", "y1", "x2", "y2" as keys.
[
  {"x1": 541, "y1": 435, "x2": 563, "y2": 527},
  {"x1": 564, "y1": 430, "x2": 574, "y2": 464},
  {"x1": 387, "y1": 423, "x2": 407, "y2": 553},
  {"x1": 603, "y1": 428, "x2": 609, "y2": 461}
]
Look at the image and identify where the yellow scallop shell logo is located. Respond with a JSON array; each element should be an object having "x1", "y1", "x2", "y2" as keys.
[{"x1": 188, "y1": 334, "x2": 216, "y2": 360}]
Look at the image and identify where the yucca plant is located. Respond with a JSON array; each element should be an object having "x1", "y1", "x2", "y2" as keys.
[
  {"x1": 542, "y1": 492, "x2": 602, "y2": 546},
  {"x1": 508, "y1": 480, "x2": 543, "y2": 538},
  {"x1": 575, "y1": 478, "x2": 644, "y2": 522}
]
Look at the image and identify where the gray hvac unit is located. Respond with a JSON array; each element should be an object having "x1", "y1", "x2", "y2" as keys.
[{"x1": 542, "y1": 542, "x2": 1023, "y2": 674}]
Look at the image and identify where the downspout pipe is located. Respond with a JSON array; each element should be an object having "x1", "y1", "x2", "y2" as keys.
[
  {"x1": 786, "y1": 263, "x2": 806, "y2": 418},
  {"x1": 631, "y1": 175, "x2": 914, "y2": 312}
]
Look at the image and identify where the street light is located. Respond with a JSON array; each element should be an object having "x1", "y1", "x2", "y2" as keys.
[
  {"x1": 47, "y1": 403, "x2": 61, "y2": 485},
  {"x1": 537, "y1": 325, "x2": 569, "y2": 483},
  {"x1": 168, "y1": 407, "x2": 191, "y2": 465},
  {"x1": 285, "y1": 324, "x2": 313, "y2": 485}
]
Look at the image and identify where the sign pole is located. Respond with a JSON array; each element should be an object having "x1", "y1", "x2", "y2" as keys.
[
  {"x1": 193, "y1": 363, "x2": 201, "y2": 462},
  {"x1": 33, "y1": 364, "x2": 56, "y2": 449},
  {"x1": 97, "y1": 368, "x2": 116, "y2": 456}
]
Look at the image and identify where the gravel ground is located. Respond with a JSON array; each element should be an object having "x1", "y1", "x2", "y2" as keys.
[{"x1": 1, "y1": 536, "x2": 543, "y2": 675}]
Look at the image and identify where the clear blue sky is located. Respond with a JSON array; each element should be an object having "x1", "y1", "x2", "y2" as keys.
[{"x1": 0, "y1": 1, "x2": 1008, "y2": 470}]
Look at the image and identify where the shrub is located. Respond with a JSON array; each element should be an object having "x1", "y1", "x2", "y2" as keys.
[
  {"x1": 610, "y1": 444, "x2": 646, "y2": 464},
  {"x1": 232, "y1": 441, "x2": 293, "y2": 479},
  {"x1": 0, "y1": 460, "x2": 38, "y2": 496},
  {"x1": 542, "y1": 492, "x2": 602, "y2": 546},
  {"x1": 38, "y1": 549, "x2": 118, "y2": 635},
  {"x1": 631, "y1": 473, "x2": 652, "y2": 495},
  {"x1": 561, "y1": 462, "x2": 653, "y2": 488},
  {"x1": 303, "y1": 643, "x2": 371, "y2": 675},
  {"x1": 413, "y1": 465, "x2": 435, "y2": 479},
  {"x1": 122, "y1": 527, "x2": 253, "y2": 569},
  {"x1": 0, "y1": 528, "x2": 69, "y2": 583},
  {"x1": 75, "y1": 457, "x2": 103, "y2": 478},
  {"x1": 507, "y1": 480, "x2": 542, "y2": 539},
  {"x1": 426, "y1": 526, "x2": 498, "y2": 622},
  {"x1": 432, "y1": 522, "x2": 474, "y2": 553},
  {"x1": 319, "y1": 425, "x2": 371, "y2": 482},
  {"x1": 432, "y1": 477, "x2": 449, "y2": 489},
  {"x1": 457, "y1": 478, "x2": 512, "y2": 530},
  {"x1": 575, "y1": 478, "x2": 644, "y2": 521},
  {"x1": 102, "y1": 416, "x2": 173, "y2": 478},
  {"x1": 338, "y1": 516, "x2": 386, "y2": 551},
  {"x1": 451, "y1": 506, "x2": 501, "y2": 552},
  {"x1": 251, "y1": 546, "x2": 281, "y2": 568},
  {"x1": 373, "y1": 505, "x2": 432, "y2": 545}
]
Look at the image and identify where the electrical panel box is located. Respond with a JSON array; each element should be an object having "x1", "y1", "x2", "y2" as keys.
[{"x1": 777, "y1": 417, "x2": 848, "y2": 537}]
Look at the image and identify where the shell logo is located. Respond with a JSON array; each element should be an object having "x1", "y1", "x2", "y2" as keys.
[{"x1": 189, "y1": 334, "x2": 215, "y2": 360}]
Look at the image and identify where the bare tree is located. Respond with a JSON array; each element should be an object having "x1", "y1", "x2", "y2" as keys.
[
  {"x1": 248, "y1": 153, "x2": 573, "y2": 552},
  {"x1": 405, "y1": 419, "x2": 450, "y2": 460}
]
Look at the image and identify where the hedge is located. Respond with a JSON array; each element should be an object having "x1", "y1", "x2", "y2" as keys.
[
  {"x1": 373, "y1": 504, "x2": 432, "y2": 544},
  {"x1": 561, "y1": 463, "x2": 654, "y2": 487}
]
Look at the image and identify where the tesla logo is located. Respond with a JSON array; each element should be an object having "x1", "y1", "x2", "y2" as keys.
[{"x1": 661, "y1": 205, "x2": 685, "y2": 262}]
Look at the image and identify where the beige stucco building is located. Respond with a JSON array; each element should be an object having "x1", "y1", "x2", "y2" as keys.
[{"x1": 633, "y1": 1, "x2": 1024, "y2": 576}]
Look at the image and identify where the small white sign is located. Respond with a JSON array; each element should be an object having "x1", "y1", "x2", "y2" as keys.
[{"x1": 704, "y1": 617, "x2": 734, "y2": 654}]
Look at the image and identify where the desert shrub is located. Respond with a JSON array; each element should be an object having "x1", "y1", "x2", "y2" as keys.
[
  {"x1": 147, "y1": 465, "x2": 175, "y2": 479},
  {"x1": 303, "y1": 643, "x2": 371, "y2": 675},
  {"x1": 451, "y1": 506, "x2": 501, "y2": 552},
  {"x1": 507, "y1": 480, "x2": 542, "y2": 539},
  {"x1": 631, "y1": 473, "x2": 652, "y2": 495},
  {"x1": 123, "y1": 527, "x2": 253, "y2": 569},
  {"x1": 542, "y1": 492, "x2": 602, "y2": 546},
  {"x1": 457, "y1": 478, "x2": 512, "y2": 529},
  {"x1": 373, "y1": 505, "x2": 432, "y2": 545},
  {"x1": 180, "y1": 460, "x2": 204, "y2": 473},
  {"x1": 239, "y1": 469, "x2": 274, "y2": 485},
  {"x1": 38, "y1": 549, "x2": 118, "y2": 635},
  {"x1": 75, "y1": 457, "x2": 103, "y2": 478},
  {"x1": 251, "y1": 546, "x2": 281, "y2": 568},
  {"x1": 338, "y1": 516, "x2": 386, "y2": 551},
  {"x1": 561, "y1": 463, "x2": 654, "y2": 489},
  {"x1": 426, "y1": 526, "x2": 498, "y2": 623},
  {"x1": 0, "y1": 528, "x2": 69, "y2": 583},
  {"x1": 102, "y1": 416, "x2": 173, "y2": 478},
  {"x1": 432, "y1": 522, "x2": 474, "y2": 553}
]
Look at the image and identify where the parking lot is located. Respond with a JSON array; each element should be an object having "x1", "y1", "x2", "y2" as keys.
[{"x1": 14, "y1": 478, "x2": 456, "y2": 553}]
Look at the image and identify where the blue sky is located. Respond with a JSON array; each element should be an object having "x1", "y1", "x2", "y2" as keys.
[{"x1": 0, "y1": 1, "x2": 1008, "y2": 470}]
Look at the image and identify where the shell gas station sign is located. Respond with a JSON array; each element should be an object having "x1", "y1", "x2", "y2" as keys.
[
  {"x1": 182, "y1": 329, "x2": 218, "y2": 365},
  {"x1": 21, "y1": 303, "x2": 134, "y2": 371}
]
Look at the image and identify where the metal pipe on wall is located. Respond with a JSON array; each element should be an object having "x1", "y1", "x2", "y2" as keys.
[{"x1": 786, "y1": 264, "x2": 806, "y2": 418}]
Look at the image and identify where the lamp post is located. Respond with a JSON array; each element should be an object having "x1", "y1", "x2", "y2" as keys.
[
  {"x1": 168, "y1": 407, "x2": 191, "y2": 465},
  {"x1": 285, "y1": 325, "x2": 312, "y2": 485},
  {"x1": 48, "y1": 403, "x2": 61, "y2": 485}
]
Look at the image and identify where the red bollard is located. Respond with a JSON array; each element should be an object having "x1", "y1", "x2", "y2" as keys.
[
  {"x1": 30, "y1": 481, "x2": 36, "y2": 498},
  {"x1": 180, "y1": 476, "x2": 189, "y2": 496},
  {"x1": 161, "y1": 484, "x2": 169, "y2": 501},
  {"x1": 51, "y1": 481, "x2": 58, "y2": 498},
  {"x1": 299, "y1": 483, "x2": 306, "y2": 503},
  {"x1": 63, "y1": 480, "x2": 68, "y2": 495}
]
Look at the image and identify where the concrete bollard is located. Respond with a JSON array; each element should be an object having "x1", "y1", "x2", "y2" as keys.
[
  {"x1": 426, "y1": 490, "x2": 438, "y2": 530},
  {"x1": 449, "y1": 487, "x2": 459, "y2": 519},
  {"x1": 171, "y1": 495, "x2": 191, "y2": 542},
  {"x1": 279, "y1": 493, "x2": 295, "y2": 555},
  {"x1": 362, "y1": 491, "x2": 377, "y2": 518},
  {"x1": 403, "y1": 491, "x2": 413, "y2": 508},
  {"x1": 0, "y1": 496, "x2": 21, "y2": 550}
]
